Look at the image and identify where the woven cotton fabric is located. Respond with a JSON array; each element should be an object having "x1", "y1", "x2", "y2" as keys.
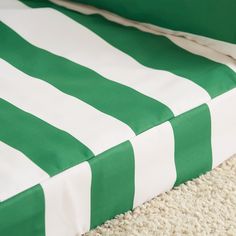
[{"x1": 0, "y1": 1, "x2": 236, "y2": 235}]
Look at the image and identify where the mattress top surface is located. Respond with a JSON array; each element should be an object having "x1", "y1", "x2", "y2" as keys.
[{"x1": 0, "y1": 0, "x2": 236, "y2": 202}]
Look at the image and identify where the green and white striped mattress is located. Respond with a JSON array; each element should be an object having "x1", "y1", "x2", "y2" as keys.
[{"x1": 0, "y1": 0, "x2": 236, "y2": 235}]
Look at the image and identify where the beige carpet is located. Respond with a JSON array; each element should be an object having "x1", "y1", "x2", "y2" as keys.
[{"x1": 85, "y1": 154, "x2": 236, "y2": 236}]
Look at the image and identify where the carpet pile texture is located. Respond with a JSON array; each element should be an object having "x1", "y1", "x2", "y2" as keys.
[{"x1": 85, "y1": 154, "x2": 236, "y2": 236}]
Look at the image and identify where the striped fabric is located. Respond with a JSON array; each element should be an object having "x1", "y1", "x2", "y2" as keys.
[
  {"x1": 0, "y1": 0, "x2": 236, "y2": 235},
  {"x1": 71, "y1": 0, "x2": 236, "y2": 59},
  {"x1": 72, "y1": 0, "x2": 236, "y2": 44}
]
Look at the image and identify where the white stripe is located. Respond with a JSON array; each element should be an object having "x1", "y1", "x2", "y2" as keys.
[
  {"x1": 141, "y1": 23, "x2": 236, "y2": 62},
  {"x1": 50, "y1": 0, "x2": 236, "y2": 72},
  {"x1": 0, "y1": 60, "x2": 134, "y2": 155},
  {"x1": 0, "y1": 141, "x2": 49, "y2": 202},
  {"x1": 41, "y1": 162, "x2": 91, "y2": 236},
  {"x1": 208, "y1": 88, "x2": 236, "y2": 168},
  {"x1": 131, "y1": 122, "x2": 176, "y2": 208},
  {"x1": 165, "y1": 35, "x2": 236, "y2": 73},
  {"x1": 193, "y1": 36, "x2": 236, "y2": 61},
  {"x1": 0, "y1": 8, "x2": 211, "y2": 116},
  {"x1": 0, "y1": 0, "x2": 27, "y2": 9}
]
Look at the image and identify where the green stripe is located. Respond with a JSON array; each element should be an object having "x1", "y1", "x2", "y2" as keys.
[
  {"x1": 0, "y1": 99, "x2": 92, "y2": 176},
  {"x1": 0, "y1": 23, "x2": 173, "y2": 135},
  {"x1": 0, "y1": 185, "x2": 45, "y2": 236},
  {"x1": 171, "y1": 104, "x2": 212, "y2": 186},
  {"x1": 89, "y1": 141, "x2": 135, "y2": 229},
  {"x1": 21, "y1": 0, "x2": 236, "y2": 97}
]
